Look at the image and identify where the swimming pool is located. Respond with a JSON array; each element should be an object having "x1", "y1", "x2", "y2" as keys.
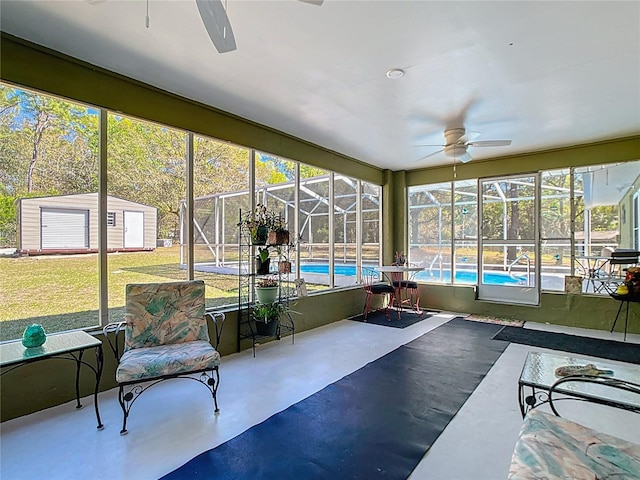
[
  {"x1": 298, "y1": 264, "x2": 526, "y2": 285},
  {"x1": 417, "y1": 270, "x2": 527, "y2": 285}
]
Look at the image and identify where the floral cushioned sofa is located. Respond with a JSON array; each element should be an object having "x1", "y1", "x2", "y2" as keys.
[{"x1": 509, "y1": 408, "x2": 640, "y2": 479}]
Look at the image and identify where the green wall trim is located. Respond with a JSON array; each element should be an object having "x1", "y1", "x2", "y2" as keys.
[
  {"x1": 392, "y1": 170, "x2": 408, "y2": 257},
  {"x1": 381, "y1": 170, "x2": 393, "y2": 263},
  {"x1": 406, "y1": 136, "x2": 640, "y2": 186},
  {"x1": 0, "y1": 33, "x2": 383, "y2": 185},
  {"x1": 421, "y1": 284, "x2": 640, "y2": 333}
]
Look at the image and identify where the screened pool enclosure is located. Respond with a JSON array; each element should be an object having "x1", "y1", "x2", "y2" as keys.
[
  {"x1": 179, "y1": 174, "x2": 382, "y2": 288},
  {"x1": 178, "y1": 161, "x2": 638, "y2": 301}
]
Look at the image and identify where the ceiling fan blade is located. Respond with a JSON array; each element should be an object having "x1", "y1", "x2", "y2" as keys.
[
  {"x1": 196, "y1": 0, "x2": 237, "y2": 54},
  {"x1": 299, "y1": 0, "x2": 324, "y2": 4},
  {"x1": 415, "y1": 148, "x2": 445, "y2": 162},
  {"x1": 458, "y1": 151, "x2": 473, "y2": 163},
  {"x1": 467, "y1": 140, "x2": 512, "y2": 147},
  {"x1": 414, "y1": 144, "x2": 446, "y2": 148}
]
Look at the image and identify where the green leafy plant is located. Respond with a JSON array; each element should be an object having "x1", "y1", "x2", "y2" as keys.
[
  {"x1": 252, "y1": 302, "x2": 282, "y2": 323},
  {"x1": 271, "y1": 215, "x2": 288, "y2": 233},
  {"x1": 251, "y1": 299, "x2": 300, "y2": 324},
  {"x1": 238, "y1": 204, "x2": 278, "y2": 233},
  {"x1": 256, "y1": 246, "x2": 270, "y2": 262}
]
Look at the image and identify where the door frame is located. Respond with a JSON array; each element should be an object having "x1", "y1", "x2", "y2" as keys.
[{"x1": 477, "y1": 173, "x2": 541, "y2": 305}]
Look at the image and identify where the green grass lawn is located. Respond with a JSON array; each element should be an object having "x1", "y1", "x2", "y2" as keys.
[{"x1": 0, "y1": 247, "x2": 238, "y2": 341}]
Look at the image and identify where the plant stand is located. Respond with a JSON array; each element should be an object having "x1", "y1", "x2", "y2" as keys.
[{"x1": 237, "y1": 209, "x2": 295, "y2": 357}]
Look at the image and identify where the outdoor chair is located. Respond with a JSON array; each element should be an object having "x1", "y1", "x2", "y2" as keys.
[
  {"x1": 391, "y1": 263, "x2": 421, "y2": 313},
  {"x1": 103, "y1": 280, "x2": 225, "y2": 434},
  {"x1": 362, "y1": 267, "x2": 398, "y2": 320}
]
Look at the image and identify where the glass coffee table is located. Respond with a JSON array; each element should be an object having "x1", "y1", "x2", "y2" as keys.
[
  {"x1": 518, "y1": 351, "x2": 640, "y2": 418},
  {"x1": 0, "y1": 330, "x2": 104, "y2": 429}
]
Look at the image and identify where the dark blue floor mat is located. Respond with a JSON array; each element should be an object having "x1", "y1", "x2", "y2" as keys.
[
  {"x1": 493, "y1": 326, "x2": 640, "y2": 364},
  {"x1": 162, "y1": 318, "x2": 509, "y2": 480}
]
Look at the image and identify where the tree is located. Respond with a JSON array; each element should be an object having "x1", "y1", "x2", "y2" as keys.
[
  {"x1": 0, "y1": 85, "x2": 98, "y2": 246},
  {"x1": 1, "y1": 88, "x2": 94, "y2": 193}
]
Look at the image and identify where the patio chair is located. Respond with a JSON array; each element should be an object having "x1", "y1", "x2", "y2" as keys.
[
  {"x1": 103, "y1": 280, "x2": 225, "y2": 434},
  {"x1": 595, "y1": 249, "x2": 640, "y2": 294},
  {"x1": 362, "y1": 267, "x2": 398, "y2": 320},
  {"x1": 391, "y1": 263, "x2": 422, "y2": 314}
]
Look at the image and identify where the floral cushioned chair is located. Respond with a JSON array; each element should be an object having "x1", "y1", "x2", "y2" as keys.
[{"x1": 103, "y1": 280, "x2": 225, "y2": 435}]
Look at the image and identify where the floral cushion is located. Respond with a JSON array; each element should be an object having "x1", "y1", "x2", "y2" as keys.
[
  {"x1": 116, "y1": 340, "x2": 221, "y2": 383},
  {"x1": 124, "y1": 280, "x2": 209, "y2": 351},
  {"x1": 509, "y1": 409, "x2": 640, "y2": 479}
]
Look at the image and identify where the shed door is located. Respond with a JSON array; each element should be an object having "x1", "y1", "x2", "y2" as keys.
[
  {"x1": 124, "y1": 211, "x2": 144, "y2": 248},
  {"x1": 41, "y1": 208, "x2": 89, "y2": 249}
]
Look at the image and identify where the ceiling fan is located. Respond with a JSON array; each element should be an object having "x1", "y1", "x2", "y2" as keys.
[
  {"x1": 416, "y1": 128, "x2": 512, "y2": 163},
  {"x1": 196, "y1": 0, "x2": 323, "y2": 54}
]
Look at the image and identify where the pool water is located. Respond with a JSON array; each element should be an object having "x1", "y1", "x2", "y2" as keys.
[
  {"x1": 417, "y1": 270, "x2": 527, "y2": 285},
  {"x1": 298, "y1": 264, "x2": 527, "y2": 285},
  {"x1": 300, "y1": 264, "x2": 356, "y2": 276}
]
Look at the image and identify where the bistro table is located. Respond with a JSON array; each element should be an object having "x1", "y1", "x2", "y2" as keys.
[
  {"x1": 0, "y1": 330, "x2": 104, "y2": 429},
  {"x1": 377, "y1": 265, "x2": 425, "y2": 314}
]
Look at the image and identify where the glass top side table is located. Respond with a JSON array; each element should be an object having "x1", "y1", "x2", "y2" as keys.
[
  {"x1": 0, "y1": 330, "x2": 104, "y2": 429},
  {"x1": 518, "y1": 351, "x2": 640, "y2": 418}
]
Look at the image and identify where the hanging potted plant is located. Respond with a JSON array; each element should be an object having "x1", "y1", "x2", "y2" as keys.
[
  {"x1": 251, "y1": 302, "x2": 281, "y2": 336},
  {"x1": 255, "y1": 276, "x2": 278, "y2": 304}
]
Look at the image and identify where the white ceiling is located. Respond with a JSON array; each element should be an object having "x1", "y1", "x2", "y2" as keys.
[{"x1": 1, "y1": 0, "x2": 639, "y2": 171}]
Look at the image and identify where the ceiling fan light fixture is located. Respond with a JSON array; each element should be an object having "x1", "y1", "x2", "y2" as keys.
[
  {"x1": 444, "y1": 128, "x2": 466, "y2": 144},
  {"x1": 386, "y1": 68, "x2": 405, "y2": 79}
]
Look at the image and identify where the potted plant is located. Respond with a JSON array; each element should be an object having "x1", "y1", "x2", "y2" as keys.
[
  {"x1": 268, "y1": 216, "x2": 290, "y2": 245},
  {"x1": 274, "y1": 245, "x2": 292, "y2": 273},
  {"x1": 251, "y1": 302, "x2": 281, "y2": 336},
  {"x1": 255, "y1": 276, "x2": 279, "y2": 303},
  {"x1": 278, "y1": 259, "x2": 292, "y2": 274},
  {"x1": 238, "y1": 204, "x2": 277, "y2": 245},
  {"x1": 255, "y1": 246, "x2": 271, "y2": 275}
]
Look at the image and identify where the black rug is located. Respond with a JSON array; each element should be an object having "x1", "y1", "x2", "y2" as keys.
[
  {"x1": 348, "y1": 308, "x2": 439, "y2": 328},
  {"x1": 493, "y1": 326, "x2": 640, "y2": 365},
  {"x1": 162, "y1": 318, "x2": 509, "y2": 480}
]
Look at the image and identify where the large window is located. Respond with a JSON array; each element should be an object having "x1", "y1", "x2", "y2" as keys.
[
  {"x1": 0, "y1": 85, "x2": 99, "y2": 341},
  {"x1": 408, "y1": 182, "x2": 452, "y2": 283},
  {"x1": 0, "y1": 83, "x2": 381, "y2": 340},
  {"x1": 362, "y1": 181, "x2": 381, "y2": 267},
  {"x1": 191, "y1": 136, "x2": 251, "y2": 308},
  {"x1": 106, "y1": 114, "x2": 187, "y2": 322},
  {"x1": 408, "y1": 161, "x2": 640, "y2": 297}
]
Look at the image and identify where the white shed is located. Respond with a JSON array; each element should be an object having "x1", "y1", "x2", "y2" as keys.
[{"x1": 17, "y1": 193, "x2": 157, "y2": 255}]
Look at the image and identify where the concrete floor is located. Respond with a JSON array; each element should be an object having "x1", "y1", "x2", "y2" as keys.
[{"x1": 1, "y1": 312, "x2": 639, "y2": 480}]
